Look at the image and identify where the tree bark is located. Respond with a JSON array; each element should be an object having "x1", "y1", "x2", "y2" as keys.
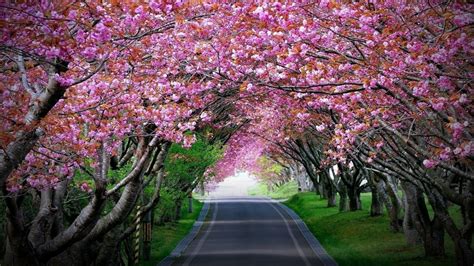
[
  {"x1": 338, "y1": 182, "x2": 349, "y2": 212},
  {"x1": 382, "y1": 175, "x2": 402, "y2": 232},
  {"x1": 347, "y1": 186, "x2": 362, "y2": 211},
  {"x1": 401, "y1": 182, "x2": 422, "y2": 245},
  {"x1": 402, "y1": 181, "x2": 446, "y2": 257},
  {"x1": 369, "y1": 175, "x2": 384, "y2": 216},
  {"x1": 94, "y1": 227, "x2": 122, "y2": 266},
  {"x1": 427, "y1": 187, "x2": 473, "y2": 265},
  {"x1": 322, "y1": 171, "x2": 337, "y2": 207}
]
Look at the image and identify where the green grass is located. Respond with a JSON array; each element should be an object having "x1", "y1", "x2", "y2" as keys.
[
  {"x1": 140, "y1": 198, "x2": 203, "y2": 266},
  {"x1": 248, "y1": 180, "x2": 299, "y2": 199},
  {"x1": 285, "y1": 192, "x2": 458, "y2": 266}
]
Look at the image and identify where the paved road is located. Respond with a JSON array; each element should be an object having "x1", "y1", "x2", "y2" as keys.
[{"x1": 172, "y1": 197, "x2": 329, "y2": 266}]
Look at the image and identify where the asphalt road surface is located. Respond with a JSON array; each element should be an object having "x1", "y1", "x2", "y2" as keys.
[{"x1": 172, "y1": 197, "x2": 328, "y2": 266}]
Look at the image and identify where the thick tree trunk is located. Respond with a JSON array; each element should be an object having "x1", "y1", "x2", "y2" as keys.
[
  {"x1": 338, "y1": 183, "x2": 349, "y2": 212},
  {"x1": 327, "y1": 191, "x2": 337, "y2": 207},
  {"x1": 423, "y1": 215, "x2": 445, "y2": 257},
  {"x1": 294, "y1": 165, "x2": 312, "y2": 192},
  {"x1": 94, "y1": 228, "x2": 122, "y2": 266},
  {"x1": 402, "y1": 182, "x2": 422, "y2": 245},
  {"x1": 370, "y1": 190, "x2": 383, "y2": 216},
  {"x1": 451, "y1": 237, "x2": 473, "y2": 266},
  {"x1": 370, "y1": 178, "x2": 384, "y2": 216},
  {"x1": 322, "y1": 171, "x2": 337, "y2": 207},
  {"x1": 402, "y1": 181, "x2": 446, "y2": 257},
  {"x1": 382, "y1": 175, "x2": 402, "y2": 232},
  {"x1": 4, "y1": 233, "x2": 38, "y2": 266},
  {"x1": 318, "y1": 179, "x2": 326, "y2": 199},
  {"x1": 347, "y1": 187, "x2": 361, "y2": 211},
  {"x1": 427, "y1": 187, "x2": 473, "y2": 265},
  {"x1": 417, "y1": 192, "x2": 445, "y2": 258}
]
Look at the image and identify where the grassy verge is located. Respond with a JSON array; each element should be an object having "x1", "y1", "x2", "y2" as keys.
[
  {"x1": 248, "y1": 180, "x2": 298, "y2": 199},
  {"x1": 285, "y1": 192, "x2": 457, "y2": 266},
  {"x1": 140, "y1": 198, "x2": 203, "y2": 266}
]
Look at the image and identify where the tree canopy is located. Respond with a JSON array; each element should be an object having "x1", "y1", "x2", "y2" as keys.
[{"x1": 0, "y1": 1, "x2": 472, "y2": 265}]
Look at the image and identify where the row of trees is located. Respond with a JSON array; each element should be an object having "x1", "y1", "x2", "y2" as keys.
[
  {"x1": 207, "y1": 1, "x2": 473, "y2": 265},
  {"x1": 0, "y1": 1, "x2": 472, "y2": 265}
]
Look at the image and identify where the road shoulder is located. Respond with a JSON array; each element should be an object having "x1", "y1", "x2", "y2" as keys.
[
  {"x1": 158, "y1": 199, "x2": 211, "y2": 266},
  {"x1": 271, "y1": 198, "x2": 338, "y2": 266}
]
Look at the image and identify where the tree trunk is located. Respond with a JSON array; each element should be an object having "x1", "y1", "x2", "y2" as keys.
[
  {"x1": 423, "y1": 215, "x2": 445, "y2": 257},
  {"x1": 94, "y1": 228, "x2": 122, "y2": 266},
  {"x1": 338, "y1": 183, "x2": 349, "y2": 212},
  {"x1": 416, "y1": 190, "x2": 445, "y2": 258},
  {"x1": 370, "y1": 189, "x2": 383, "y2": 216},
  {"x1": 382, "y1": 175, "x2": 402, "y2": 232},
  {"x1": 451, "y1": 237, "x2": 473, "y2": 266},
  {"x1": 327, "y1": 191, "x2": 337, "y2": 207},
  {"x1": 402, "y1": 181, "x2": 446, "y2": 257},
  {"x1": 174, "y1": 200, "x2": 183, "y2": 221},
  {"x1": 323, "y1": 171, "x2": 337, "y2": 207},
  {"x1": 402, "y1": 182, "x2": 422, "y2": 245},
  {"x1": 347, "y1": 186, "x2": 361, "y2": 211},
  {"x1": 426, "y1": 187, "x2": 473, "y2": 265},
  {"x1": 4, "y1": 234, "x2": 38, "y2": 266},
  {"x1": 318, "y1": 180, "x2": 326, "y2": 199},
  {"x1": 370, "y1": 178, "x2": 384, "y2": 216}
]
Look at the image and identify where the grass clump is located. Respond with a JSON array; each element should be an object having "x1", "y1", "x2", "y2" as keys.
[{"x1": 285, "y1": 192, "x2": 457, "y2": 266}]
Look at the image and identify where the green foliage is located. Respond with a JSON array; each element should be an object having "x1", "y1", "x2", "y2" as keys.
[
  {"x1": 254, "y1": 156, "x2": 285, "y2": 190},
  {"x1": 285, "y1": 192, "x2": 458, "y2": 266},
  {"x1": 164, "y1": 137, "x2": 222, "y2": 185},
  {"x1": 162, "y1": 136, "x2": 222, "y2": 202},
  {"x1": 154, "y1": 135, "x2": 221, "y2": 227},
  {"x1": 248, "y1": 180, "x2": 298, "y2": 199},
  {"x1": 140, "y1": 198, "x2": 203, "y2": 266},
  {"x1": 154, "y1": 190, "x2": 180, "y2": 224}
]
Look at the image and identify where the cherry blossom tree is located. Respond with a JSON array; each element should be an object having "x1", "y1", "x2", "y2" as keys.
[{"x1": 1, "y1": 1, "x2": 472, "y2": 265}]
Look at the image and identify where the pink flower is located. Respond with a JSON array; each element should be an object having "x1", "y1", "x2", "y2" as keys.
[
  {"x1": 453, "y1": 13, "x2": 474, "y2": 27},
  {"x1": 171, "y1": 94, "x2": 180, "y2": 102},
  {"x1": 431, "y1": 102, "x2": 444, "y2": 111},
  {"x1": 437, "y1": 76, "x2": 454, "y2": 91},
  {"x1": 79, "y1": 182, "x2": 92, "y2": 193},
  {"x1": 453, "y1": 147, "x2": 462, "y2": 155},
  {"x1": 375, "y1": 141, "x2": 384, "y2": 149},
  {"x1": 423, "y1": 159, "x2": 437, "y2": 169},
  {"x1": 451, "y1": 122, "x2": 464, "y2": 141},
  {"x1": 82, "y1": 47, "x2": 97, "y2": 61}
]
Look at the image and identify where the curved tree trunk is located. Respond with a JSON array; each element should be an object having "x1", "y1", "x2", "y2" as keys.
[
  {"x1": 382, "y1": 175, "x2": 402, "y2": 232},
  {"x1": 427, "y1": 187, "x2": 473, "y2": 265},
  {"x1": 402, "y1": 181, "x2": 446, "y2": 257}
]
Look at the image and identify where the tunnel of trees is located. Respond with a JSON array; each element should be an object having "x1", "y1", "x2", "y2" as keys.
[{"x1": 0, "y1": 1, "x2": 472, "y2": 265}]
